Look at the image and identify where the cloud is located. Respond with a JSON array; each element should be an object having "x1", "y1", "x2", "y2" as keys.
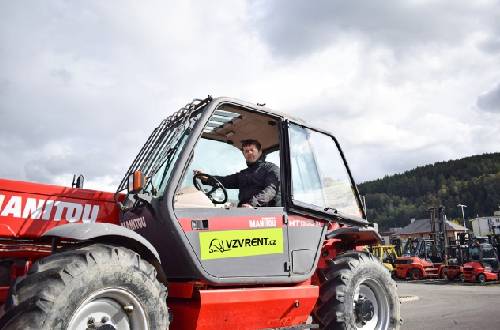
[
  {"x1": 1, "y1": 0, "x2": 500, "y2": 192},
  {"x1": 477, "y1": 82, "x2": 500, "y2": 113},
  {"x1": 248, "y1": 0, "x2": 500, "y2": 59},
  {"x1": 479, "y1": 37, "x2": 500, "y2": 54}
]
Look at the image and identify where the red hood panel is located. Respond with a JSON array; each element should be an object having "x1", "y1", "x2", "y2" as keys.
[{"x1": 0, "y1": 178, "x2": 122, "y2": 239}]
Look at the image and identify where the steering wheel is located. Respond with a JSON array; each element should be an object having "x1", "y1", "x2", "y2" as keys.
[{"x1": 192, "y1": 173, "x2": 228, "y2": 205}]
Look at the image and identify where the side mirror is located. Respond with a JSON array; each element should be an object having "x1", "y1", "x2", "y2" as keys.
[
  {"x1": 72, "y1": 174, "x2": 85, "y2": 189},
  {"x1": 128, "y1": 170, "x2": 145, "y2": 193}
]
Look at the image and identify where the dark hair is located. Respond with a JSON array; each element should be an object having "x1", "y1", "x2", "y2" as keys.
[{"x1": 241, "y1": 139, "x2": 262, "y2": 151}]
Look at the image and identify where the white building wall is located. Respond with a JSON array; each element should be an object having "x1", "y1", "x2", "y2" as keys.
[{"x1": 471, "y1": 216, "x2": 500, "y2": 236}]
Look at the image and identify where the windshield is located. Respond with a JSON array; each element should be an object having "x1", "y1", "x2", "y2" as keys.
[
  {"x1": 288, "y1": 123, "x2": 361, "y2": 218},
  {"x1": 403, "y1": 240, "x2": 418, "y2": 256},
  {"x1": 117, "y1": 98, "x2": 210, "y2": 195},
  {"x1": 469, "y1": 246, "x2": 480, "y2": 261}
]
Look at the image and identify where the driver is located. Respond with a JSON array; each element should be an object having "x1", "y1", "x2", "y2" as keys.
[{"x1": 196, "y1": 139, "x2": 280, "y2": 208}]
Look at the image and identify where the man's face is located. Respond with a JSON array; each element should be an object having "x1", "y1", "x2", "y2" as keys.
[{"x1": 242, "y1": 144, "x2": 262, "y2": 163}]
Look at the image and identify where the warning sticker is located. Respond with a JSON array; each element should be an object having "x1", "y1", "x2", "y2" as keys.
[{"x1": 199, "y1": 228, "x2": 284, "y2": 260}]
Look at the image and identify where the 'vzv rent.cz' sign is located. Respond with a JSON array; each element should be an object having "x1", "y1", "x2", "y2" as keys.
[{"x1": 199, "y1": 228, "x2": 283, "y2": 260}]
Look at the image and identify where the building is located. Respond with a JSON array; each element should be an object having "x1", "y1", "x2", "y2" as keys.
[
  {"x1": 378, "y1": 227, "x2": 403, "y2": 245},
  {"x1": 398, "y1": 218, "x2": 468, "y2": 241},
  {"x1": 470, "y1": 210, "x2": 500, "y2": 237}
]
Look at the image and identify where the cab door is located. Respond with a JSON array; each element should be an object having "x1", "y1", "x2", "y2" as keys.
[
  {"x1": 173, "y1": 132, "x2": 291, "y2": 280},
  {"x1": 175, "y1": 207, "x2": 290, "y2": 278},
  {"x1": 282, "y1": 121, "x2": 368, "y2": 278}
]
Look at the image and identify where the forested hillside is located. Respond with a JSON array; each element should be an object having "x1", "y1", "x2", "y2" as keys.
[{"x1": 358, "y1": 153, "x2": 500, "y2": 229}]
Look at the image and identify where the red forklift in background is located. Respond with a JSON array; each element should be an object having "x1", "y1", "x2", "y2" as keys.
[
  {"x1": 394, "y1": 207, "x2": 448, "y2": 280},
  {"x1": 462, "y1": 236, "x2": 500, "y2": 283},
  {"x1": 440, "y1": 233, "x2": 470, "y2": 281},
  {"x1": 393, "y1": 238, "x2": 445, "y2": 280}
]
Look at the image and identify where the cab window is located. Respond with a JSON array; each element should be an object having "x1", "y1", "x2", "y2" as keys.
[{"x1": 174, "y1": 106, "x2": 280, "y2": 209}]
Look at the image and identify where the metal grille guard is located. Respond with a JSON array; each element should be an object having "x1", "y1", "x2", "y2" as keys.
[{"x1": 116, "y1": 96, "x2": 212, "y2": 195}]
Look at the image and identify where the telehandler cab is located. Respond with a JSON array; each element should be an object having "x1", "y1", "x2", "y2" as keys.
[{"x1": 0, "y1": 97, "x2": 400, "y2": 329}]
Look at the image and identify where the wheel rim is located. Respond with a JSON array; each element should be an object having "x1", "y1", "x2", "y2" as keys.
[
  {"x1": 68, "y1": 288, "x2": 147, "y2": 330},
  {"x1": 353, "y1": 279, "x2": 390, "y2": 330},
  {"x1": 478, "y1": 274, "x2": 486, "y2": 283}
]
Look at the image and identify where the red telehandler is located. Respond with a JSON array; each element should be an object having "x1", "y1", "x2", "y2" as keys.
[{"x1": 0, "y1": 97, "x2": 400, "y2": 329}]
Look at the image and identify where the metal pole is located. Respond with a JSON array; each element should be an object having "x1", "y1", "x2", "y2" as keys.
[{"x1": 457, "y1": 204, "x2": 467, "y2": 228}]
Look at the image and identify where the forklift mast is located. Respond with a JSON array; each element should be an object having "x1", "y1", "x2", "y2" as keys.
[{"x1": 429, "y1": 206, "x2": 449, "y2": 264}]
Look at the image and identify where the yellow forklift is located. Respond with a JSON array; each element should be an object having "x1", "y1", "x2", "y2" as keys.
[{"x1": 370, "y1": 244, "x2": 400, "y2": 272}]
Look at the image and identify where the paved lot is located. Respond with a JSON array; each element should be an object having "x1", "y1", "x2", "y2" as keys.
[{"x1": 398, "y1": 280, "x2": 500, "y2": 329}]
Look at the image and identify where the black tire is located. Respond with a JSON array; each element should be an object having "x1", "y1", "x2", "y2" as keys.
[
  {"x1": 477, "y1": 273, "x2": 486, "y2": 284},
  {"x1": 440, "y1": 269, "x2": 447, "y2": 280},
  {"x1": 408, "y1": 268, "x2": 422, "y2": 281},
  {"x1": 0, "y1": 243, "x2": 169, "y2": 330},
  {"x1": 313, "y1": 251, "x2": 400, "y2": 330}
]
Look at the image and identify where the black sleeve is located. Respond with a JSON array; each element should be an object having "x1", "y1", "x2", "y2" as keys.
[
  {"x1": 214, "y1": 172, "x2": 240, "y2": 189},
  {"x1": 249, "y1": 163, "x2": 280, "y2": 207}
]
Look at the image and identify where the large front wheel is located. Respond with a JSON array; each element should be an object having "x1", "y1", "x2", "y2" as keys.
[
  {"x1": 314, "y1": 251, "x2": 400, "y2": 329},
  {"x1": 0, "y1": 244, "x2": 169, "y2": 330}
]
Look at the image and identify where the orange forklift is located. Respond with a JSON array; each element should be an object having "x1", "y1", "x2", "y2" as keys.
[{"x1": 394, "y1": 207, "x2": 448, "y2": 280}]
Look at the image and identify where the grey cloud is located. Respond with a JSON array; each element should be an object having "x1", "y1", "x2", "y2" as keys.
[
  {"x1": 477, "y1": 83, "x2": 500, "y2": 113},
  {"x1": 479, "y1": 37, "x2": 500, "y2": 54},
  {"x1": 0, "y1": 79, "x2": 10, "y2": 95},
  {"x1": 50, "y1": 69, "x2": 73, "y2": 84},
  {"x1": 249, "y1": 0, "x2": 498, "y2": 59}
]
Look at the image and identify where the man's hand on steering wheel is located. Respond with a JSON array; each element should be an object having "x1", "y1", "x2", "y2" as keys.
[{"x1": 192, "y1": 170, "x2": 228, "y2": 205}]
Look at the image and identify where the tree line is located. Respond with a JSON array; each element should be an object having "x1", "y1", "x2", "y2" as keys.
[{"x1": 358, "y1": 153, "x2": 500, "y2": 230}]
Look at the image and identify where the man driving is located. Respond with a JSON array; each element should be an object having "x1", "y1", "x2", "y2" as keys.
[{"x1": 196, "y1": 139, "x2": 280, "y2": 208}]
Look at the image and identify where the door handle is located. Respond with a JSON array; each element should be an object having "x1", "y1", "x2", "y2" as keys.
[{"x1": 191, "y1": 219, "x2": 209, "y2": 230}]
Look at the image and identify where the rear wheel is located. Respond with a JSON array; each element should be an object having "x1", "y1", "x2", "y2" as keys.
[
  {"x1": 408, "y1": 268, "x2": 422, "y2": 281},
  {"x1": 314, "y1": 251, "x2": 400, "y2": 329},
  {"x1": 0, "y1": 244, "x2": 169, "y2": 330},
  {"x1": 477, "y1": 273, "x2": 486, "y2": 284}
]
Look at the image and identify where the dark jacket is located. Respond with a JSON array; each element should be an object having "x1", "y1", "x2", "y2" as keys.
[{"x1": 215, "y1": 159, "x2": 280, "y2": 207}]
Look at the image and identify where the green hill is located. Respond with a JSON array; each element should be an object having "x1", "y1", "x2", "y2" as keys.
[{"x1": 358, "y1": 153, "x2": 500, "y2": 229}]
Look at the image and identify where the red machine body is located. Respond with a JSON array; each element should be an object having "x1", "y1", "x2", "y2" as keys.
[
  {"x1": 0, "y1": 179, "x2": 120, "y2": 304},
  {"x1": 0, "y1": 178, "x2": 120, "y2": 239},
  {"x1": 167, "y1": 282, "x2": 318, "y2": 329}
]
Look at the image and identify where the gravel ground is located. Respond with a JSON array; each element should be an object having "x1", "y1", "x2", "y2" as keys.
[{"x1": 397, "y1": 279, "x2": 500, "y2": 330}]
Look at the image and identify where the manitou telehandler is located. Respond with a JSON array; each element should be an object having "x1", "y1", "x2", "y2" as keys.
[{"x1": 0, "y1": 97, "x2": 400, "y2": 329}]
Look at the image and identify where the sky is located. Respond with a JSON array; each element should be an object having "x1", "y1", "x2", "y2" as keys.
[{"x1": 1, "y1": 0, "x2": 499, "y2": 192}]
